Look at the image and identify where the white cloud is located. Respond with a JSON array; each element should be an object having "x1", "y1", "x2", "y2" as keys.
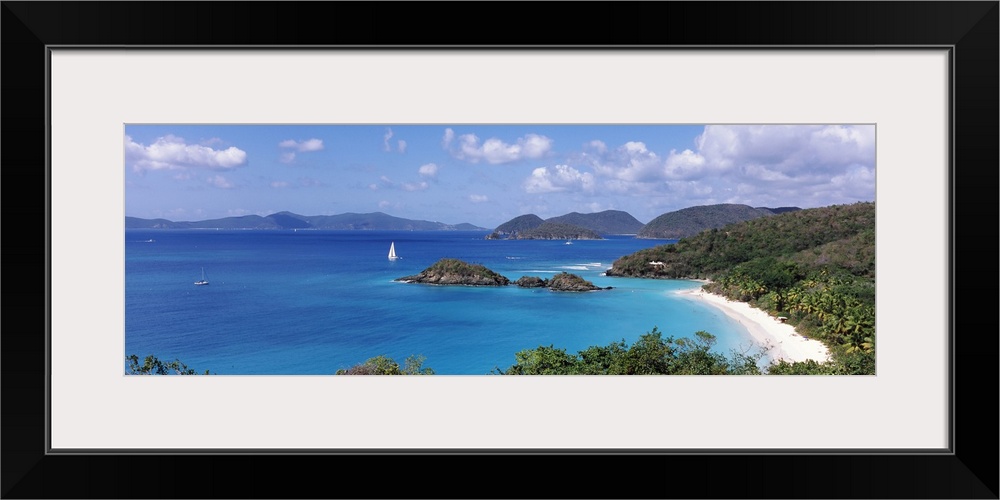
[
  {"x1": 601, "y1": 178, "x2": 640, "y2": 195},
  {"x1": 743, "y1": 164, "x2": 792, "y2": 182},
  {"x1": 695, "y1": 125, "x2": 874, "y2": 176},
  {"x1": 619, "y1": 142, "x2": 663, "y2": 182},
  {"x1": 379, "y1": 169, "x2": 433, "y2": 192},
  {"x1": 403, "y1": 181, "x2": 429, "y2": 192},
  {"x1": 590, "y1": 141, "x2": 663, "y2": 182},
  {"x1": 585, "y1": 140, "x2": 607, "y2": 154},
  {"x1": 397, "y1": 140, "x2": 407, "y2": 153},
  {"x1": 126, "y1": 135, "x2": 247, "y2": 172},
  {"x1": 695, "y1": 125, "x2": 876, "y2": 205},
  {"x1": 383, "y1": 128, "x2": 394, "y2": 151},
  {"x1": 582, "y1": 125, "x2": 875, "y2": 208},
  {"x1": 520, "y1": 134, "x2": 552, "y2": 159},
  {"x1": 828, "y1": 165, "x2": 876, "y2": 199},
  {"x1": 447, "y1": 132, "x2": 553, "y2": 164},
  {"x1": 468, "y1": 194, "x2": 489, "y2": 203},
  {"x1": 297, "y1": 178, "x2": 322, "y2": 187},
  {"x1": 207, "y1": 175, "x2": 233, "y2": 189},
  {"x1": 663, "y1": 148, "x2": 708, "y2": 179},
  {"x1": 442, "y1": 128, "x2": 455, "y2": 148},
  {"x1": 524, "y1": 165, "x2": 595, "y2": 194},
  {"x1": 418, "y1": 163, "x2": 439, "y2": 178},
  {"x1": 300, "y1": 139, "x2": 324, "y2": 152},
  {"x1": 279, "y1": 138, "x2": 324, "y2": 152},
  {"x1": 378, "y1": 200, "x2": 392, "y2": 209},
  {"x1": 279, "y1": 152, "x2": 296, "y2": 164},
  {"x1": 270, "y1": 181, "x2": 289, "y2": 188}
]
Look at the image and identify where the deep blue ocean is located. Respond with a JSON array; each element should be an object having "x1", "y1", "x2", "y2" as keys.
[{"x1": 125, "y1": 230, "x2": 768, "y2": 375}]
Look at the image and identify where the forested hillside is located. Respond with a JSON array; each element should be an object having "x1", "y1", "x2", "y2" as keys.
[
  {"x1": 510, "y1": 222, "x2": 603, "y2": 240},
  {"x1": 545, "y1": 210, "x2": 644, "y2": 234},
  {"x1": 608, "y1": 202, "x2": 876, "y2": 374},
  {"x1": 636, "y1": 203, "x2": 789, "y2": 239}
]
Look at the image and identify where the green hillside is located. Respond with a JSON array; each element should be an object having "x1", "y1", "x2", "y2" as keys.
[
  {"x1": 511, "y1": 222, "x2": 603, "y2": 240},
  {"x1": 486, "y1": 214, "x2": 545, "y2": 239},
  {"x1": 636, "y1": 204, "x2": 787, "y2": 239},
  {"x1": 608, "y1": 202, "x2": 876, "y2": 374},
  {"x1": 546, "y1": 210, "x2": 644, "y2": 234}
]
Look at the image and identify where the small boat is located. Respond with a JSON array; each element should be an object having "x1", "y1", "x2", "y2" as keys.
[
  {"x1": 194, "y1": 267, "x2": 209, "y2": 286},
  {"x1": 388, "y1": 242, "x2": 400, "y2": 261},
  {"x1": 565, "y1": 241, "x2": 573, "y2": 245}
]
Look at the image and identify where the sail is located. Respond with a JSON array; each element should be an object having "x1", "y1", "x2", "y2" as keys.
[
  {"x1": 195, "y1": 267, "x2": 209, "y2": 285},
  {"x1": 388, "y1": 242, "x2": 398, "y2": 260}
]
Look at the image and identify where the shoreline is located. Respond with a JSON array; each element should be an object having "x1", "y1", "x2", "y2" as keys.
[{"x1": 676, "y1": 285, "x2": 831, "y2": 364}]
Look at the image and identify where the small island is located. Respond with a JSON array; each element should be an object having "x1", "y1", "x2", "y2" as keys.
[
  {"x1": 396, "y1": 259, "x2": 611, "y2": 292},
  {"x1": 516, "y1": 272, "x2": 613, "y2": 292},
  {"x1": 395, "y1": 258, "x2": 511, "y2": 286}
]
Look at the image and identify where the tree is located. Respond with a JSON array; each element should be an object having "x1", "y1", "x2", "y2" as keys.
[
  {"x1": 402, "y1": 354, "x2": 435, "y2": 375},
  {"x1": 126, "y1": 354, "x2": 209, "y2": 375},
  {"x1": 670, "y1": 331, "x2": 733, "y2": 375},
  {"x1": 502, "y1": 345, "x2": 581, "y2": 375},
  {"x1": 615, "y1": 328, "x2": 675, "y2": 374},
  {"x1": 336, "y1": 354, "x2": 435, "y2": 375},
  {"x1": 494, "y1": 326, "x2": 772, "y2": 376},
  {"x1": 577, "y1": 340, "x2": 628, "y2": 375}
]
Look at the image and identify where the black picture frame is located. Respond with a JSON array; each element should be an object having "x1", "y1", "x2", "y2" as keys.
[{"x1": 4, "y1": 2, "x2": 997, "y2": 498}]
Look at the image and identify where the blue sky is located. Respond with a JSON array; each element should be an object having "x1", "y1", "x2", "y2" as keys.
[{"x1": 124, "y1": 124, "x2": 876, "y2": 228}]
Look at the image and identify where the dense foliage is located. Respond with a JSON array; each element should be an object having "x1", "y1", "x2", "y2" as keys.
[
  {"x1": 515, "y1": 272, "x2": 610, "y2": 291},
  {"x1": 495, "y1": 328, "x2": 764, "y2": 375},
  {"x1": 126, "y1": 354, "x2": 211, "y2": 375},
  {"x1": 608, "y1": 202, "x2": 876, "y2": 374},
  {"x1": 424, "y1": 258, "x2": 500, "y2": 276},
  {"x1": 335, "y1": 354, "x2": 434, "y2": 375},
  {"x1": 511, "y1": 222, "x2": 603, "y2": 240},
  {"x1": 547, "y1": 272, "x2": 600, "y2": 291},
  {"x1": 609, "y1": 203, "x2": 874, "y2": 279},
  {"x1": 636, "y1": 203, "x2": 783, "y2": 239},
  {"x1": 397, "y1": 258, "x2": 511, "y2": 285}
]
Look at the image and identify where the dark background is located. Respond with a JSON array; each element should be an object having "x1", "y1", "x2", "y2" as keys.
[{"x1": 3, "y1": 2, "x2": 997, "y2": 498}]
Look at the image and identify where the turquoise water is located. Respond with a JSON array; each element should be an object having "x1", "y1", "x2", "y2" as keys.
[{"x1": 124, "y1": 230, "x2": 766, "y2": 375}]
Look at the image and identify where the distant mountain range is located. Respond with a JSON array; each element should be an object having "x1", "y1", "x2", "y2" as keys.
[
  {"x1": 126, "y1": 204, "x2": 801, "y2": 237},
  {"x1": 486, "y1": 206, "x2": 799, "y2": 240},
  {"x1": 125, "y1": 212, "x2": 489, "y2": 231}
]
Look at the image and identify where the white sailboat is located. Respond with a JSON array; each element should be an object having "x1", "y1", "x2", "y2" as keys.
[
  {"x1": 194, "y1": 267, "x2": 209, "y2": 286},
  {"x1": 388, "y1": 242, "x2": 400, "y2": 260}
]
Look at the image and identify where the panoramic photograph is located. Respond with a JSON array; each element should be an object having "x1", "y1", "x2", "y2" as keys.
[{"x1": 124, "y1": 124, "x2": 876, "y2": 375}]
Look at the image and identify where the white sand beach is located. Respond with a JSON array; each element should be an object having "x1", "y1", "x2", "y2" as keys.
[{"x1": 677, "y1": 286, "x2": 831, "y2": 364}]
